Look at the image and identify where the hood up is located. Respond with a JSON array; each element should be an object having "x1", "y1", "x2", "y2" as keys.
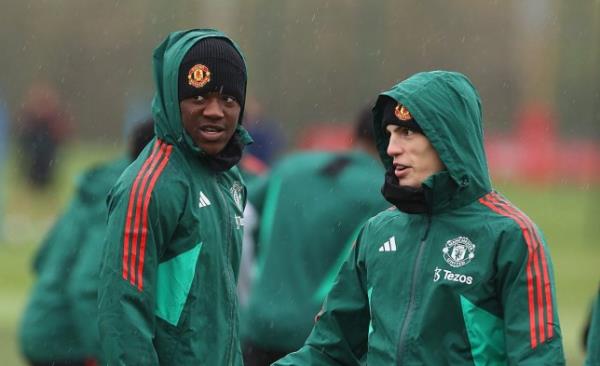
[
  {"x1": 373, "y1": 71, "x2": 492, "y2": 212},
  {"x1": 151, "y1": 29, "x2": 252, "y2": 157}
]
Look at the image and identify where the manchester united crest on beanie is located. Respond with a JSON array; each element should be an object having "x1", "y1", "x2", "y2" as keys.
[{"x1": 381, "y1": 98, "x2": 423, "y2": 135}]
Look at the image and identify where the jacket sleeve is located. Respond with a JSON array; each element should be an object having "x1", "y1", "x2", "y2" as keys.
[
  {"x1": 97, "y1": 180, "x2": 180, "y2": 366},
  {"x1": 32, "y1": 192, "x2": 86, "y2": 273},
  {"x1": 585, "y1": 286, "x2": 600, "y2": 366},
  {"x1": 497, "y1": 224, "x2": 565, "y2": 365},
  {"x1": 246, "y1": 173, "x2": 268, "y2": 213},
  {"x1": 273, "y1": 227, "x2": 370, "y2": 366}
]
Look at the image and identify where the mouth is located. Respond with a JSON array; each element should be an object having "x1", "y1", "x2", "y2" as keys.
[
  {"x1": 393, "y1": 163, "x2": 411, "y2": 178},
  {"x1": 197, "y1": 124, "x2": 226, "y2": 141}
]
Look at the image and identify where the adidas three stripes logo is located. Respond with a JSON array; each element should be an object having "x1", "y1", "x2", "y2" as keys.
[{"x1": 379, "y1": 236, "x2": 397, "y2": 252}]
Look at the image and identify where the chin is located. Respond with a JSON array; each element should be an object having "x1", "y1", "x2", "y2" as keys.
[
  {"x1": 399, "y1": 181, "x2": 419, "y2": 189},
  {"x1": 196, "y1": 142, "x2": 225, "y2": 156},
  {"x1": 205, "y1": 148, "x2": 223, "y2": 156}
]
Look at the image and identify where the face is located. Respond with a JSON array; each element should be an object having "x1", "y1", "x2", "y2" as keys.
[
  {"x1": 386, "y1": 124, "x2": 445, "y2": 188},
  {"x1": 180, "y1": 93, "x2": 241, "y2": 155}
]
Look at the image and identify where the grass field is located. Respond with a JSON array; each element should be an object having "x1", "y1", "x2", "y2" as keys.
[{"x1": 0, "y1": 143, "x2": 598, "y2": 365}]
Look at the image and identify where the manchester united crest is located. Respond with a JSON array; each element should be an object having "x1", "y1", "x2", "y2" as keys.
[
  {"x1": 230, "y1": 181, "x2": 244, "y2": 211},
  {"x1": 442, "y1": 236, "x2": 475, "y2": 268},
  {"x1": 187, "y1": 64, "x2": 211, "y2": 88},
  {"x1": 394, "y1": 104, "x2": 412, "y2": 121}
]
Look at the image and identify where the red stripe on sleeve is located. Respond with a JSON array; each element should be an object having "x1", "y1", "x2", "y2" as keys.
[
  {"x1": 136, "y1": 144, "x2": 173, "y2": 291},
  {"x1": 479, "y1": 193, "x2": 538, "y2": 348},
  {"x1": 492, "y1": 193, "x2": 553, "y2": 341},
  {"x1": 538, "y1": 243, "x2": 554, "y2": 338},
  {"x1": 530, "y1": 237, "x2": 546, "y2": 342},
  {"x1": 122, "y1": 140, "x2": 161, "y2": 280},
  {"x1": 487, "y1": 193, "x2": 544, "y2": 345},
  {"x1": 129, "y1": 141, "x2": 166, "y2": 285}
]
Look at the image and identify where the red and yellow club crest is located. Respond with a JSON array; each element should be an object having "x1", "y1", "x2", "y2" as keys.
[
  {"x1": 394, "y1": 104, "x2": 412, "y2": 121},
  {"x1": 187, "y1": 64, "x2": 211, "y2": 88}
]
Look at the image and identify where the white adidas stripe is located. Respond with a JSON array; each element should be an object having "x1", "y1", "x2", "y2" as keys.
[
  {"x1": 199, "y1": 192, "x2": 211, "y2": 207},
  {"x1": 378, "y1": 236, "x2": 397, "y2": 252},
  {"x1": 390, "y1": 236, "x2": 397, "y2": 251}
]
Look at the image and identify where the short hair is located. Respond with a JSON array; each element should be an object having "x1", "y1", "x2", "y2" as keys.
[
  {"x1": 354, "y1": 106, "x2": 375, "y2": 144},
  {"x1": 129, "y1": 117, "x2": 155, "y2": 159}
]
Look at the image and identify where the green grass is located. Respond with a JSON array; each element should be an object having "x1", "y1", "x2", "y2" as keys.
[{"x1": 0, "y1": 144, "x2": 598, "y2": 365}]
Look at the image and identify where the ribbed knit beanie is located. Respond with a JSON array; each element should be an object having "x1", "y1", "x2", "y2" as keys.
[
  {"x1": 178, "y1": 37, "x2": 246, "y2": 106},
  {"x1": 381, "y1": 98, "x2": 423, "y2": 135}
]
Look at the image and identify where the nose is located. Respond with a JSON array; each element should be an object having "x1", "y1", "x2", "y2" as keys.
[
  {"x1": 202, "y1": 97, "x2": 225, "y2": 119},
  {"x1": 386, "y1": 134, "x2": 404, "y2": 157}
]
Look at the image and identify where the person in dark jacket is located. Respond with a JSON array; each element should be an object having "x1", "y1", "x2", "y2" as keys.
[
  {"x1": 97, "y1": 29, "x2": 252, "y2": 365},
  {"x1": 19, "y1": 118, "x2": 154, "y2": 366},
  {"x1": 18, "y1": 83, "x2": 70, "y2": 189},
  {"x1": 274, "y1": 71, "x2": 565, "y2": 365},
  {"x1": 241, "y1": 107, "x2": 388, "y2": 366}
]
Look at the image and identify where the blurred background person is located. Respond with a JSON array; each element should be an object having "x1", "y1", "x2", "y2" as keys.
[
  {"x1": 18, "y1": 117, "x2": 154, "y2": 366},
  {"x1": 243, "y1": 96, "x2": 286, "y2": 165},
  {"x1": 17, "y1": 83, "x2": 71, "y2": 189},
  {"x1": 0, "y1": 89, "x2": 8, "y2": 240},
  {"x1": 236, "y1": 101, "x2": 271, "y2": 307},
  {"x1": 240, "y1": 106, "x2": 388, "y2": 366},
  {"x1": 584, "y1": 285, "x2": 600, "y2": 366},
  {"x1": 237, "y1": 149, "x2": 269, "y2": 307}
]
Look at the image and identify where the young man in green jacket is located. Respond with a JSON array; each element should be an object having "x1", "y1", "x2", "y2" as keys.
[
  {"x1": 19, "y1": 118, "x2": 154, "y2": 366},
  {"x1": 97, "y1": 29, "x2": 252, "y2": 365},
  {"x1": 274, "y1": 71, "x2": 565, "y2": 365},
  {"x1": 241, "y1": 107, "x2": 389, "y2": 366}
]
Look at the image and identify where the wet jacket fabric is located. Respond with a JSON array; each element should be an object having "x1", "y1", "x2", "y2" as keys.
[
  {"x1": 97, "y1": 29, "x2": 252, "y2": 366},
  {"x1": 19, "y1": 157, "x2": 129, "y2": 363},
  {"x1": 69, "y1": 158, "x2": 131, "y2": 361},
  {"x1": 585, "y1": 287, "x2": 600, "y2": 366},
  {"x1": 241, "y1": 150, "x2": 388, "y2": 352},
  {"x1": 274, "y1": 71, "x2": 565, "y2": 365}
]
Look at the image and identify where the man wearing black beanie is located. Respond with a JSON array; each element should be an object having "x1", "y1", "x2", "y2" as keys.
[
  {"x1": 98, "y1": 29, "x2": 252, "y2": 365},
  {"x1": 274, "y1": 71, "x2": 565, "y2": 365}
]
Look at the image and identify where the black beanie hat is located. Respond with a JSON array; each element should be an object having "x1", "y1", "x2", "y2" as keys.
[
  {"x1": 178, "y1": 37, "x2": 246, "y2": 106},
  {"x1": 381, "y1": 98, "x2": 423, "y2": 135}
]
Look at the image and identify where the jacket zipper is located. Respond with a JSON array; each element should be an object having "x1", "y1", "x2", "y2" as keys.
[
  {"x1": 216, "y1": 174, "x2": 236, "y2": 365},
  {"x1": 396, "y1": 214, "x2": 432, "y2": 363}
]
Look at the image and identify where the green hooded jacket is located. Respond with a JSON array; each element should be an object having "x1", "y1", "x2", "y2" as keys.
[
  {"x1": 98, "y1": 29, "x2": 252, "y2": 366},
  {"x1": 241, "y1": 150, "x2": 388, "y2": 352},
  {"x1": 19, "y1": 157, "x2": 129, "y2": 363},
  {"x1": 274, "y1": 71, "x2": 565, "y2": 365},
  {"x1": 68, "y1": 157, "x2": 132, "y2": 362},
  {"x1": 585, "y1": 286, "x2": 600, "y2": 366}
]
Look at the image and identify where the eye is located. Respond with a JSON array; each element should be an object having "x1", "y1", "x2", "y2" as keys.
[
  {"x1": 400, "y1": 127, "x2": 414, "y2": 137},
  {"x1": 194, "y1": 95, "x2": 206, "y2": 103},
  {"x1": 221, "y1": 95, "x2": 237, "y2": 105}
]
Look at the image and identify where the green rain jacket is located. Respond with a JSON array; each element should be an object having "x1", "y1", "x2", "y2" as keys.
[
  {"x1": 69, "y1": 157, "x2": 131, "y2": 361},
  {"x1": 585, "y1": 286, "x2": 600, "y2": 366},
  {"x1": 274, "y1": 71, "x2": 565, "y2": 365},
  {"x1": 19, "y1": 159, "x2": 127, "y2": 363},
  {"x1": 98, "y1": 29, "x2": 252, "y2": 366},
  {"x1": 241, "y1": 150, "x2": 388, "y2": 352}
]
